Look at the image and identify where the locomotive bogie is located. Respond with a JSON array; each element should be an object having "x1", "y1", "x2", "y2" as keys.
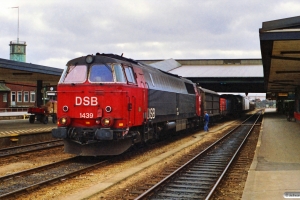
[{"x1": 63, "y1": 138, "x2": 134, "y2": 156}]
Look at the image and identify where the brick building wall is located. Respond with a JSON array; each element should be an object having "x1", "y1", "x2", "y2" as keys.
[{"x1": 0, "y1": 82, "x2": 36, "y2": 109}]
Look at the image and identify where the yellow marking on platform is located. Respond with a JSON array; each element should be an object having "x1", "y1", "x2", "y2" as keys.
[
  {"x1": 0, "y1": 128, "x2": 54, "y2": 136},
  {"x1": 15, "y1": 130, "x2": 23, "y2": 133}
]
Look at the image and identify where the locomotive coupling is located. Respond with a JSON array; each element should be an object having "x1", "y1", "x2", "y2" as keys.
[{"x1": 95, "y1": 128, "x2": 113, "y2": 140}]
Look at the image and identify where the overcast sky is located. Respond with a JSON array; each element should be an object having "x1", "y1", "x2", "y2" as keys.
[{"x1": 1, "y1": 0, "x2": 300, "y2": 69}]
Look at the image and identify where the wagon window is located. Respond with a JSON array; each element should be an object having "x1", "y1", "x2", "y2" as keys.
[
  {"x1": 61, "y1": 65, "x2": 87, "y2": 83},
  {"x1": 89, "y1": 64, "x2": 114, "y2": 82}
]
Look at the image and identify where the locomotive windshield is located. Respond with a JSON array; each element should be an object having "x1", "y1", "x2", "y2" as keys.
[
  {"x1": 89, "y1": 64, "x2": 127, "y2": 83},
  {"x1": 89, "y1": 64, "x2": 113, "y2": 82},
  {"x1": 59, "y1": 63, "x2": 133, "y2": 84},
  {"x1": 61, "y1": 65, "x2": 87, "y2": 83}
]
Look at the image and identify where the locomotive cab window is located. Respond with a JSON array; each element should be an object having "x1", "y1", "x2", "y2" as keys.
[
  {"x1": 123, "y1": 65, "x2": 136, "y2": 84},
  {"x1": 61, "y1": 65, "x2": 87, "y2": 83},
  {"x1": 113, "y1": 64, "x2": 126, "y2": 82},
  {"x1": 89, "y1": 64, "x2": 114, "y2": 82}
]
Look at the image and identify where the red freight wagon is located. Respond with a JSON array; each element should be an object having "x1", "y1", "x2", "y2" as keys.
[{"x1": 28, "y1": 101, "x2": 57, "y2": 124}]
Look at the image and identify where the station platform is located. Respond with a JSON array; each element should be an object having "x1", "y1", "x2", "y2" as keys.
[
  {"x1": 0, "y1": 111, "x2": 28, "y2": 120},
  {"x1": 242, "y1": 108, "x2": 300, "y2": 199},
  {"x1": 0, "y1": 118, "x2": 56, "y2": 137}
]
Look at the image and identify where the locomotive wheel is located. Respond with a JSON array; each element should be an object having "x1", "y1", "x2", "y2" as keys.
[
  {"x1": 52, "y1": 114, "x2": 57, "y2": 123},
  {"x1": 29, "y1": 115, "x2": 35, "y2": 123},
  {"x1": 42, "y1": 116, "x2": 49, "y2": 124}
]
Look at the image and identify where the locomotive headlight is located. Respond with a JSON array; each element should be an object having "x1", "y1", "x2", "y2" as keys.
[
  {"x1": 85, "y1": 55, "x2": 94, "y2": 64},
  {"x1": 103, "y1": 118, "x2": 110, "y2": 125},
  {"x1": 61, "y1": 117, "x2": 67, "y2": 124},
  {"x1": 59, "y1": 116, "x2": 70, "y2": 126},
  {"x1": 101, "y1": 117, "x2": 113, "y2": 127}
]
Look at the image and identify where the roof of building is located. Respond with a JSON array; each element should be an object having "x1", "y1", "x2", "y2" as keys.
[
  {"x1": 141, "y1": 59, "x2": 263, "y2": 78},
  {"x1": 260, "y1": 15, "x2": 300, "y2": 95},
  {"x1": 0, "y1": 58, "x2": 63, "y2": 85},
  {"x1": 148, "y1": 58, "x2": 182, "y2": 71},
  {"x1": 140, "y1": 58, "x2": 264, "y2": 93},
  {"x1": 0, "y1": 83, "x2": 10, "y2": 92},
  {"x1": 169, "y1": 65, "x2": 263, "y2": 78},
  {"x1": 0, "y1": 58, "x2": 62, "y2": 76}
]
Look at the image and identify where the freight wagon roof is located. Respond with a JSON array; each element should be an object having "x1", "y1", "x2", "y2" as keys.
[{"x1": 168, "y1": 65, "x2": 263, "y2": 78}]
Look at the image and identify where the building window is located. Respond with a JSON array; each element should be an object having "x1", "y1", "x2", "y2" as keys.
[
  {"x1": 11, "y1": 91, "x2": 16, "y2": 102},
  {"x1": 3, "y1": 93, "x2": 7, "y2": 102},
  {"x1": 24, "y1": 91, "x2": 29, "y2": 102},
  {"x1": 17, "y1": 91, "x2": 22, "y2": 102},
  {"x1": 30, "y1": 91, "x2": 35, "y2": 102}
]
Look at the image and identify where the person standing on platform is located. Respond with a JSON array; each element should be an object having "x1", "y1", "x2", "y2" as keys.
[{"x1": 204, "y1": 111, "x2": 209, "y2": 132}]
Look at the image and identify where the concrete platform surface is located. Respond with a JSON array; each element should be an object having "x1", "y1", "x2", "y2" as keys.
[
  {"x1": 0, "y1": 111, "x2": 28, "y2": 116},
  {"x1": 0, "y1": 118, "x2": 56, "y2": 137},
  {"x1": 242, "y1": 108, "x2": 300, "y2": 199}
]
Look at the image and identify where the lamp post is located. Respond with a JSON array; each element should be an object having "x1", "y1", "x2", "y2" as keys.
[{"x1": 11, "y1": 6, "x2": 19, "y2": 43}]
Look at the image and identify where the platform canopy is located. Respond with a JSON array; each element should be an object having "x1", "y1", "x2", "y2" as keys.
[
  {"x1": 260, "y1": 16, "x2": 300, "y2": 95},
  {"x1": 142, "y1": 58, "x2": 264, "y2": 93},
  {"x1": 0, "y1": 58, "x2": 62, "y2": 86}
]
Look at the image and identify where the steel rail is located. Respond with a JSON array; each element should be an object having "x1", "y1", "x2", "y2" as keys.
[
  {"x1": 0, "y1": 140, "x2": 63, "y2": 158},
  {"x1": 0, "y1": 156, "x2": 108, "y2": 199},
  {"x1": 205, "y1": 112, "x2": 261, "y2": 199},
  {"x1": 135, "y1": 112, "x2": 261, "y2": 199},
  {"x1": 0, "y1": 157, "x2": 76, "y2": 182},
  {"x1": 0, "y1": 139, "x2": 61, "y2": 151}
]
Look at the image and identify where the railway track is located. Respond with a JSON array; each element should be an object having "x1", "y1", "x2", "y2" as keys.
[
  {"x1": 135, "y1": 112, "x2": 261, "y2": 199},
  {"x1": 0, "y1": 156, "x2": 108, "y2": 199},
  {"x1": 0, "y1": 140, "x2": 63, "y2": 158}
]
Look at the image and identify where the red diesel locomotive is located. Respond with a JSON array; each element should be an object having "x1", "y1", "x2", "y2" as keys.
[{"x1": 52, "y1": 53, "x2": 202, "y2": 155}]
